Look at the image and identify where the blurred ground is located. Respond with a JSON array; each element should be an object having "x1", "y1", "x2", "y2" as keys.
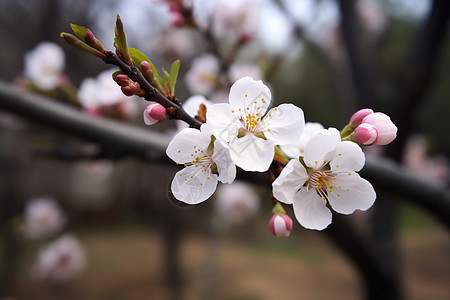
[{"x1": 14, "y1": 204, "x2": 450, "y2": 300}]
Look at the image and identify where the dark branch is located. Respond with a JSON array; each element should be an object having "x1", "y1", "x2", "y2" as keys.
[
  {"x1": 0, "y1": 80, "x2": 448, "y2": 226},
  {"x1": 0, "y1": 80, "x2": 170, "y2": 160},
  {"x1": 103, "y1": 51, "x2": 202, "y2": 129},
  {"x1": 362, "y1": 155, "x2": 450, "y2": 229}
]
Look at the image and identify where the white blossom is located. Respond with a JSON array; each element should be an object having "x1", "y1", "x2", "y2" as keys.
[
  {"x1": 31, "y1": 235, "x2": 87, "y2": 282},
  {"x1": 206, "y1": 76, "x2": 305, "y2": 172},
  {"x1": 24, "y1": 42, "x2": 65, "y2": 90},
  {"x1": 272, "y1": 128, "x2": 376, "y2": 230},
  {"x1": 24, "y1": 197, "x2": 66, "y2": 240},
  {"x1": 166, "y1": 124, "x2": 236, "y2": 204}
]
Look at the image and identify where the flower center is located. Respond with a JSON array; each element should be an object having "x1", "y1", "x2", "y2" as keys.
[
  {"x1": 245, "y1": 114, "x2": 259, "y2": 131},
  {"x1": 185, "y1": 154, "x2": 213, "y2": 170},
  {"x1": 307, "y1": 170, "x2": 335, "y2": 200}
]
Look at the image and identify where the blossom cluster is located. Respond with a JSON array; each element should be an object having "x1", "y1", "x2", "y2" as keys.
[
  {"x1": 164, "y1": 76, "x2": 397, "y2": 234},
  {"x1": 55, "y1": 15, "x2": 397, "y2": 236},
  {"x1": 21, "y1": 197, "x2": 87, "y2": 282}
]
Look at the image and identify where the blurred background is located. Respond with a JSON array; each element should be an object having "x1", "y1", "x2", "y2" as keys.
[{"x1": 0, "y1": 0, "x2": 449, "y2": 299}]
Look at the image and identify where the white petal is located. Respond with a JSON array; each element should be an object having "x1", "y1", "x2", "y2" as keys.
[
  {"x1": 213, "y1": 139, "x2": 236, "y2": 184},
  {"x1": 171, "y1": 166, "x2": 218, "y2": 204},
  {"x1": 328, "y1": 173, "x2": 376, "y2": 214},
  {"x1": 280, "y1": 122, "x2": 324, "y2": 158},
  {"x1": 330, "y1": 141, "x2": 365, "y2": 172},
  {"x1": 166, "y1": 128, "x2": 210, "y2": 163},
  {"x1": 229, "y1": 134, "x2": 274, "y2": 172},
  {"x1": 272, "y1": 159, "x2": 309, "y2": 204},
  {"x1": 293, "y1": 189, "x2": 332, "y2": 230},
  {"x1": 206, "y1": 103, "x2": 239, "y2": 144},
  {"x1": 261, "y1": 104, "x2": 305, "y2": 145},
  {"x1": 228, "y1": 76, "x2": 271, "y2": 115},
  {"x1": 303, "y1": 128, "x2": 341, "y2": 168}
]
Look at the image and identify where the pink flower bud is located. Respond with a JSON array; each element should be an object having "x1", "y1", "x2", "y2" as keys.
[
  {"x1": 350, "y1": 108, "x2": 374, "y2": 128},
  {"x1": 84, "y1": 29, "x2": 97, "y2": 47},
  {"x1": 140, "y1": 61, "x2": 152, "y2": 74},
  {"x1": 114, "y1": 74, "x2": 131, "y2": 87},
  {"x1": 354, "y1": 123, "x2": 378, "y2": 145},
  {"x1": 361, "y1": 112, "x2": 397, "y2": 145},
  {"x1": 269, "y1": 214, "x2": 293, "y2": 237},
  {"x1": 143, "y1": 102, "x2": 167, "y2": 125},
  {"x1": 121, "y1": 86, "x2": 134, "y2": 96}
]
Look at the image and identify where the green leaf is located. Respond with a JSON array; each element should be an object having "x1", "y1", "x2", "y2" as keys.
[
  {"x1": 128, "y1": 47, "x2": 168, "y2": 94},
  {"x1": 168, "y1": 60, "x2": 180, "y2": 94},
  {"x1": 129, "y1": 48, "x2": 163, "y2": 83},
  {"x1": 70, "y1": 24, "x2": 87, "y2": 42},
  {"x1": 162, "y1": 68, "x2": 170, "y2": 83},
  {"x1": 129, "y1": 48, "x2": 149, "y2": 66}
]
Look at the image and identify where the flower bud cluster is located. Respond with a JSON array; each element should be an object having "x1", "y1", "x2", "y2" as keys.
[
  {"x1": 113, "y1": 74, "x2": 145, "y2": 97},
  {"x1": 343, "y1": 109, "x2": 397, "y2": 146}
]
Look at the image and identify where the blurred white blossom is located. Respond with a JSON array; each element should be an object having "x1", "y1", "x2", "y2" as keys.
[
  {"x1": 78, "y1": 69, "x2": 139, "y2": 118},
  {"x1": 24, "y1": 197, "x2": 66, "y2": 240},
  {"x1": 184, "y1": 54, "x2": 220, "y2": 96},
  {"x1": 212, "y1": 0, "x2": 259, "y2": 42},
  {"x1": 24, "y1": 42, "x2": 65, "y2": 90},
  {"x1": 215, "y1": 180, "x2": 260, "y2": 224},
  {"x1": 403, "y1": 135, "x2": 449, "y2": 184},
  {"x1": 31, "y1": 234, "x2": 87, "y2": 282}
]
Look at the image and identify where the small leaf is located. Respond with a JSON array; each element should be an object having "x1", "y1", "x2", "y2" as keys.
[
  {"x1": 168, "y1": 60, "x2": 180, "y2": 95},
  {"x1": 70, "y1": 24, "x2": 87, "y2": 42},
  {"x1": 60, "y1": 32, "x2": 106, "y2": 59},
  {"x1": 114, "y1": 14, "x2": 132, "y2": 66},
  {"x1": 162, "y1": 68, "x2": 170, "y2": 83}
]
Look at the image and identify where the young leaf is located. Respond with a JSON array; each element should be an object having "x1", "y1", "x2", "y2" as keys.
[
  {"x1": 129, "y1": 48, "x2": 162, "y2": 81},
  {"x1": 162, "y1": 68, "x2": 170, "y2": 83},
  {"x1": 60, "y1": 32, "x2": 106, "y2": 59},
  {"x1": 169, "y1": 60, "x2": 180, "y2": 96},
  {"x1": 70, "y1": 24, "x2": 87, "y2": 42},
  {"x1": 114, "y1": 14, "x2": 132, "y2": 66}
]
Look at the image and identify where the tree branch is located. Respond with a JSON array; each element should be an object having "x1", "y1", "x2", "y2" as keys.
[
  {"x1": 102, "y1": 51, "x2": 202, "y2": 129},
  {"x1": 362, "y1": 155, "x2": 450, "y2": 229},
  {"x1": 0, "y1": 80, "x2": 170, "y2": 160},
  {"x1": 0, "y1": 80, "x2": 448, "y2": 226}
]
